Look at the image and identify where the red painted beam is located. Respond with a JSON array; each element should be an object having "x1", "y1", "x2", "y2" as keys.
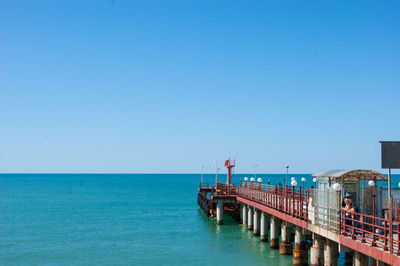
[
  {"x1": 339, "y1": 235, "x2": 400, "y2": 265},
  {"x1": 236, "y1": 196, "x2": 308, "y2": 229}
]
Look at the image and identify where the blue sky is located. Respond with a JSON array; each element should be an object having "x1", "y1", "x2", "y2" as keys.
[{"x1": 0, "y1": 0, "x2": 399, "y2": 173}]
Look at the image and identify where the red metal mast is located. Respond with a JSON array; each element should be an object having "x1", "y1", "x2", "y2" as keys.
[{"x1": 224, "y1": 159, "x2": 235, "y2": 185}]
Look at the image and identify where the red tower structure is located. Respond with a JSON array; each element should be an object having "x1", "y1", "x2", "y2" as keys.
[{"x1": 224, "y1": 159, "x2": 235, "y2": 185}]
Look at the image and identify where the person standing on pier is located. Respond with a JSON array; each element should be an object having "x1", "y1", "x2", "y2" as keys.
[{"x1": 342, "y1": 198, "x2": 355, "y2": 235}]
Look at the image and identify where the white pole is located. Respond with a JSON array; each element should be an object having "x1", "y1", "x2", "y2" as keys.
[
  {"x1": 201, "y1": 164, "x2": 204, "y2": 184},
  {"x1": 213, "y1": 160, "x2": 218, "y2": 186}
]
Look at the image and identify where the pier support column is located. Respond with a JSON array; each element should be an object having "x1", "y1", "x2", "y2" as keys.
[
  {"x1": 248, "y1": 206, "x2": 253, "y2": 230},
  {"x1": 293, "y1": 226, "x2": 308, "y2": 265},
  {"x1": 253, "y1": 209, "x2": 260, "y2": 236},
  {"x1": 239, "y1": 204, "x2": 243, "y2": 221},
  {"x1": 216, "y1": 200, "x2": 224, "y2": 225},
  {"x1": 270, "y1": 216, "x2": 279, "y2": 249},
  {"x1": 279, "y1": 222, "x2": 292, "y2": 255},
  {"x1": 353, "y1": 251, "x2": 368, "y2": 266},
  {"x1": 260, "y1": 212, "x2": 269, "y2": 242},
  {"x1": 310, "y1": 234, "x2": 323, "y2": 266},
  {"x1": 242, "y1": 204, "x2": 248, "y2": 226},
  {"x1": 323, "y1": 239, "x2": 338, "y2": 266}
]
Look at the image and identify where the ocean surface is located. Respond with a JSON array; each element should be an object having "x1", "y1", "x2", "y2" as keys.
[{"x1": 0, "y1": 173, "x2": 399, "y2": 265}]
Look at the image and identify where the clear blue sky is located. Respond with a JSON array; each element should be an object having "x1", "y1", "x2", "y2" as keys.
[{"x1": 1, "y1": 0, "x2": 399, "y2": 173}]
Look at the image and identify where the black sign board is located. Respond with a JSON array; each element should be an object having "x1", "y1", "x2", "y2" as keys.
[{"x1": 380, "y1": 141, "x2": 400, "y2": 169}]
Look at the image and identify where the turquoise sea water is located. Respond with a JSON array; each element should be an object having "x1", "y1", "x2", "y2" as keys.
[{"x1": 1, "y1": 173, "x2": 399, "y2": 265}]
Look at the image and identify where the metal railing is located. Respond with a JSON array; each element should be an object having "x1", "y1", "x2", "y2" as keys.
[
  {"x1": 200, "y1": 180, "x2": 400, "y2": 257},
  {"x1": 199, "y1": 181, "x2": 211, "y2": 189},
  {"x1": 216, "y1": 182, "x2": 237, "y2": 195},
  {"x1": 235, "y1": 182, "x2": 400, "y2": 257},
  {"x1": 237, "y1": 184, "x2": 309, "y2": 221},
  {"x1": 340, "y1": 210, "x2": 400, "y2": 255}
]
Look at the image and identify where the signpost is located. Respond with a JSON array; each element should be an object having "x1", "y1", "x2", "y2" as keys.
[{"x1": 380, "y1": 141, "x2": 400, "y2": 254}]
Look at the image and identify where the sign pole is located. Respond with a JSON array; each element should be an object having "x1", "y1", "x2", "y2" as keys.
[
  {"x1": 389, "y1": 168, "x2": 393, "y2": 253},
  {"x1": 388, "y1": 168, "x2": 391, "y2": 204}
]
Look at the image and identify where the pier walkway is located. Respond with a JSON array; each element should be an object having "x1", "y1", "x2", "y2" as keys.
[{"x1": 199, "y1": 181, "x2": 400, "y2": 265}]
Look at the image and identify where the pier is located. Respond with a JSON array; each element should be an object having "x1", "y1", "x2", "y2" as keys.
[{"x1": 198, "y1": 159, "x2": 400, "y2": 265}]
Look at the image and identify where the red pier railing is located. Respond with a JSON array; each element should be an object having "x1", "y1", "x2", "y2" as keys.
[{"x1": 230, "y1": 182, "x2": 400, "y2": 264}]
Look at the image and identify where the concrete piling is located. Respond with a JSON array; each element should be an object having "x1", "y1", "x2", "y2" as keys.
[
  {"x1": 310, "y1": 234, "x2": 323, "y2": 266},
  {"x1": 248, "y1": 206, "x2": 253, "y2": 230},
  {"x1": 253, "y1": 209, "x2": 260, "y2": 236},
  {"x1": 260, "y1": 212, "x2": 269, "y2": 242},
  {"x1": 270, "y1": 216, "x2": 279, "y2": 249},
  {"x1": 216, "y1": 200, "x2": 224, "y2": 225},
  {"x1": 293, "y1": 226, "x2": 308, "y2": 265},
  {"x1": 242, "y1": 204, "x2": 248, "y2": 226},
  {"x1": 279, "y1": 222, "x2": 292, "y2": 255},
  {"x1": 323, "y1": 239, "x2": 338, "y2": 266},
  {"x1": 353, "y1": 251, "x2": 368, "y2": 266}
]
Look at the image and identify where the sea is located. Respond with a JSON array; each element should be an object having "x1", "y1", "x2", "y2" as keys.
[{"x1": 0, "y1": 173, "x2": 399, "y2": 265}]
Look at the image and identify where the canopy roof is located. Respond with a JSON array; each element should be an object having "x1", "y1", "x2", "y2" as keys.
[{"x1": 312, "y1": 169, "x2": 387, "y2": 181}]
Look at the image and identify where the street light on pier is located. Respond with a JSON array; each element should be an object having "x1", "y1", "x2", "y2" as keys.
[
  {"x1": 201, "y1": 164, "x2": 204, "y2": 184},
  {"x1": 301, "y1": 177, "x2": 306, "y2": 188},
  {"x1": 257, "y1": 177, "x2": 262, "y2": 190},
  {"x1": 213, "y1": 160, "x2": 218, "y2": 186},
  {"x1": 332, "y1": 182, "x2": 342, "y2": 228},
  {"x1": 285, "y1": 164, "x2": 289, "y2": 187}
]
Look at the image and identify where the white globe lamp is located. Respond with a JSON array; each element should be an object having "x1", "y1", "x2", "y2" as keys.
[{"x1": 332, "y1": 183, "x2": 342, "y2": 192}]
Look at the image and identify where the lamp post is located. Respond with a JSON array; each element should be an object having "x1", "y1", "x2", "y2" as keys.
[
  {"x1": 285, "y1": 164, "x2": 289, "y2": 187},
  {"x1": 257, "y1": 177, "x2": 262, "y2": 190},
  {"x1": 333, "y1": 182, "x2": 342, "y2": 232},
  {"x1": 291, "y1": 178, "x2": 297, "y2": 215},
  {"x1": 201, "y1": 164, "x2": 204, "y2": 184},
  {"x1": 213, "y1": 160, "x2": 218, "y2": 187},
  {"x1": 313, "y1": 177, "x2": 317, "y2": 190},
  {"x1": 301, "y1": 177, "x2": 306, "y2": 189}
]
